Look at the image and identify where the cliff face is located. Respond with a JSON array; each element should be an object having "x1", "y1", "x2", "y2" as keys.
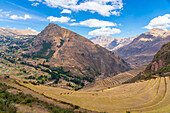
[
  {"x1": 146, "y1": 42, "x2": 170, "y2": 73},
  {"x1": 25, "y1": 23, "x2": 130, "y2": 77},
  {"x1": 140, "y1": 42, "x2": 170, "y2": 79},
  {"x1": 115, "y1": 28, "x2": 170, "y2": 68}
]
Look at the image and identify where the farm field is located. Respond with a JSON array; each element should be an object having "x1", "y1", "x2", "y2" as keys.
[{"x1": 19, "y1": 76, "x2": 170, "y2": 113}]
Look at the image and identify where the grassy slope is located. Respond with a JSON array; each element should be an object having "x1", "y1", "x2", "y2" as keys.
[
  {"x1": 19, "y1": 76, "x2": 170, "y2": 113},
  {"x1": 82, "y1": 66, "x2": 146, "y2": 91}
]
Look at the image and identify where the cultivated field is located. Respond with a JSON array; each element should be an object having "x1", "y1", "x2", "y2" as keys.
[{"x1": 19, "y1": 76, "x2": 170, "y2": 113}]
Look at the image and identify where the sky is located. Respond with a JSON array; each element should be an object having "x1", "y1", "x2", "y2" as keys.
[{"x1": 0, "y1": 0, "x2": 170, "y2": 39}]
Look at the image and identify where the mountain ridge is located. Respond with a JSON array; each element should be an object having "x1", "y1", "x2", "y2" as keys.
[{"x1": 115, "y1": 28, "x2": 170, "y2": 68}]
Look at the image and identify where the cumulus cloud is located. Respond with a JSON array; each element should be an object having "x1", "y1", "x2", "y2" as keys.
[
  {"x1": 28, "y1": 0, "x2": 123, "y2": 16},
  {"x1": 88, "y1": 27, "x2": 121, "y2": 36},
  {"x1": 70, "y1": 19, "x2": 117, "y2": 27},
  {"x1": 70, "y1": 19, "x2": 76, "y2": 22},
  {"x1": 61, "y1": 9, "x2": 72, "y2": 14},
  {"x1": 144, "y1": 14, "x2": 170, "y2": 30},
  {"x1": 32, "y1": 3, "x2": 39, "y2": 6},
  {"x1": 10, "y1": 14, "x2": 32, "y2": 20},
  {"x1": 47, "y1": 16, "x2": 70, "y2": 23}
]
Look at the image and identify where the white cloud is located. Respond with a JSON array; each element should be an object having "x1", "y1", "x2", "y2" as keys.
[
  {"x1": 28, "y1": 0, "x2": 123, "y2": 16},
  {"x1": 70, "y1": 19, "x2": 117, "y2": 27},
  {"x1": 88, "y1": 27, "x2": 121, "y2": 36},
  {"x1": 0, "y1": 9, "x2": 11, "y2": 17},
  {"x1": 61, "y1": 9, "x2": 72, "y2": 14},
  {"x1": 47, "y1": 16, "x2": 70, "y2": 23},
  {"x1": 27, "y1": 27, "x2": 37, "y2": 33},
  {"x1": 32, "y1": 3, "x2": 39, "y2": 6},
  {"x1": 144, "y1": 14, "x2": 170, "y2": 30},
  {"x1": 10, "y1": 14, "x2": 32, "y2": 20},
  {"x1": 70, "y1": 19, "x2": 76, "y2": 22}
]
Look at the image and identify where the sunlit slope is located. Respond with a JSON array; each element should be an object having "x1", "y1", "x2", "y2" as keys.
[
  {"x1": 82, "y1": 66, "x2": 146, "y2": 91},
  {"x1": 20, "y1": 77, "x2": 170, "y2": 113}
]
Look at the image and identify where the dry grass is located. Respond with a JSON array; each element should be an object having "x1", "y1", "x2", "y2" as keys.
[
  {"x1": 19, "y1": 77, "x2": 170, "y2": 113},
  {"x1": 82, "y1": 66, "x2": 146, "y2": 91}
]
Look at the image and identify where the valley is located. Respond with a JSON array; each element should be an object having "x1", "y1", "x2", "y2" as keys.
[{"x1": 0, "y1": 24, "x2": 169, "y2": 113}]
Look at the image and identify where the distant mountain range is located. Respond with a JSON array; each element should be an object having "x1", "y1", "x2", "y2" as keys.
[
  {"x1": 90, "y1": 28, "x2": 170, "y2": 68},
  {"x1": 115, "y1": 28, "x2": 170, "y2": 68},
  {"x1": 0, "y1": 27, "x2": 37, "y2": 37},
  {"x1": 90, "y1": 36, "x2": 137, "y2": 51}
]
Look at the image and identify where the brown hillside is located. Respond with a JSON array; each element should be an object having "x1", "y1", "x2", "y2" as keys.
[{"x1": 25, "y1": 23, "x2": 130, "y2": 77}]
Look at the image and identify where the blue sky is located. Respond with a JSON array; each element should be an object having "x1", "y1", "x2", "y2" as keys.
[{"x1": 0, "y1": 0, "x2": 170, "y2": 38}]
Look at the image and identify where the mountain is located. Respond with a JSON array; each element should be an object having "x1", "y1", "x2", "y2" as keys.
[
  {"x1": 115, "y1": 28, "x2": 170, "y2": 68},
  {"x1": 107, "y1": 36, "x2": 137, "y2": 51},
  {"x1": 89, "y1": 36, "x2": 116, "y2": 49},
  {"x1": 90, "y1": 36, "x2": 136, "y2": 51},
  {"x1": 24, "y1": 23, "x2": 130, "y2": 77},
  {"x1": 0, "y1": 27, "x2": 37, "y2": 37},
  {"x1": 142, "y1": 42, "x2": 170, "y2": 78}
]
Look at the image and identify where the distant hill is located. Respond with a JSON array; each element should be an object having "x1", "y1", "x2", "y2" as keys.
[
  {"x1": 0, "y1": 27, "x2": 37, "y2": 37},
  {"x1": 24, "y1": 23, "x2": 130, "y2": 77},
  {"x1": 90, "y1": 36, "x2": 136, "y2": 51},
  {"x1": 115, "y1": 28, "x2": 170, "y2": 68}
]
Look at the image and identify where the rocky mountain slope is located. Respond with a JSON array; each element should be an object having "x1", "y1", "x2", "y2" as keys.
[
  {"x1": 115, "y1": 28, "x2": 170, "y2": 68},
  {"x1": 90, "y1": 36, "x2": 136, "y2": 51},
  {"x1": 142, "y1": 42, "x2": 170, "y2": 78},
  {"x1": 24, "y1": 23, "x2": 130, "y2": 77}
]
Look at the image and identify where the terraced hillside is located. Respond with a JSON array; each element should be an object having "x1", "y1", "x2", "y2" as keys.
[
  {"x1": 82, "y1": 66, "x2": 146, "y2": 91},
  {"x1": 19, "y1": 77, "x2": 170, "y2": 113}
]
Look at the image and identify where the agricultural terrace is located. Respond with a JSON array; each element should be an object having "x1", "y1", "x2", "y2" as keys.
[{"x1": 19, "y1": 77, "x2": 170, "y2": 113}]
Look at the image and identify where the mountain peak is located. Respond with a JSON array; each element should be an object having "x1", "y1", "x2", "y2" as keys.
[
  {"x1": 145, "y1": 28, "x2": 166, "y2": 37},
  {"x1": 149, "y1": 28, "x2": 164, "y2": 32},
  {"x1": 47, "y1": 23, "x2": 61, "y2": 28},
  {"x1": 27, "y1": 24, "x2": 130, "y2": 77}
]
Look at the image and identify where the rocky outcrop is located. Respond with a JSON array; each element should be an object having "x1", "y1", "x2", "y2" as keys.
[{"x1": 141, "y1": 42, "x2": 170, "y2": 78}]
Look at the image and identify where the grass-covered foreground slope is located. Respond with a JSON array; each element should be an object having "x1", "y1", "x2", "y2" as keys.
[
  {"x1": 19, "y1": 76, "x2": 170, "y2": 113},
  {"x1": 0, "y1": 75, "x2": 92, "y2": 113}
]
